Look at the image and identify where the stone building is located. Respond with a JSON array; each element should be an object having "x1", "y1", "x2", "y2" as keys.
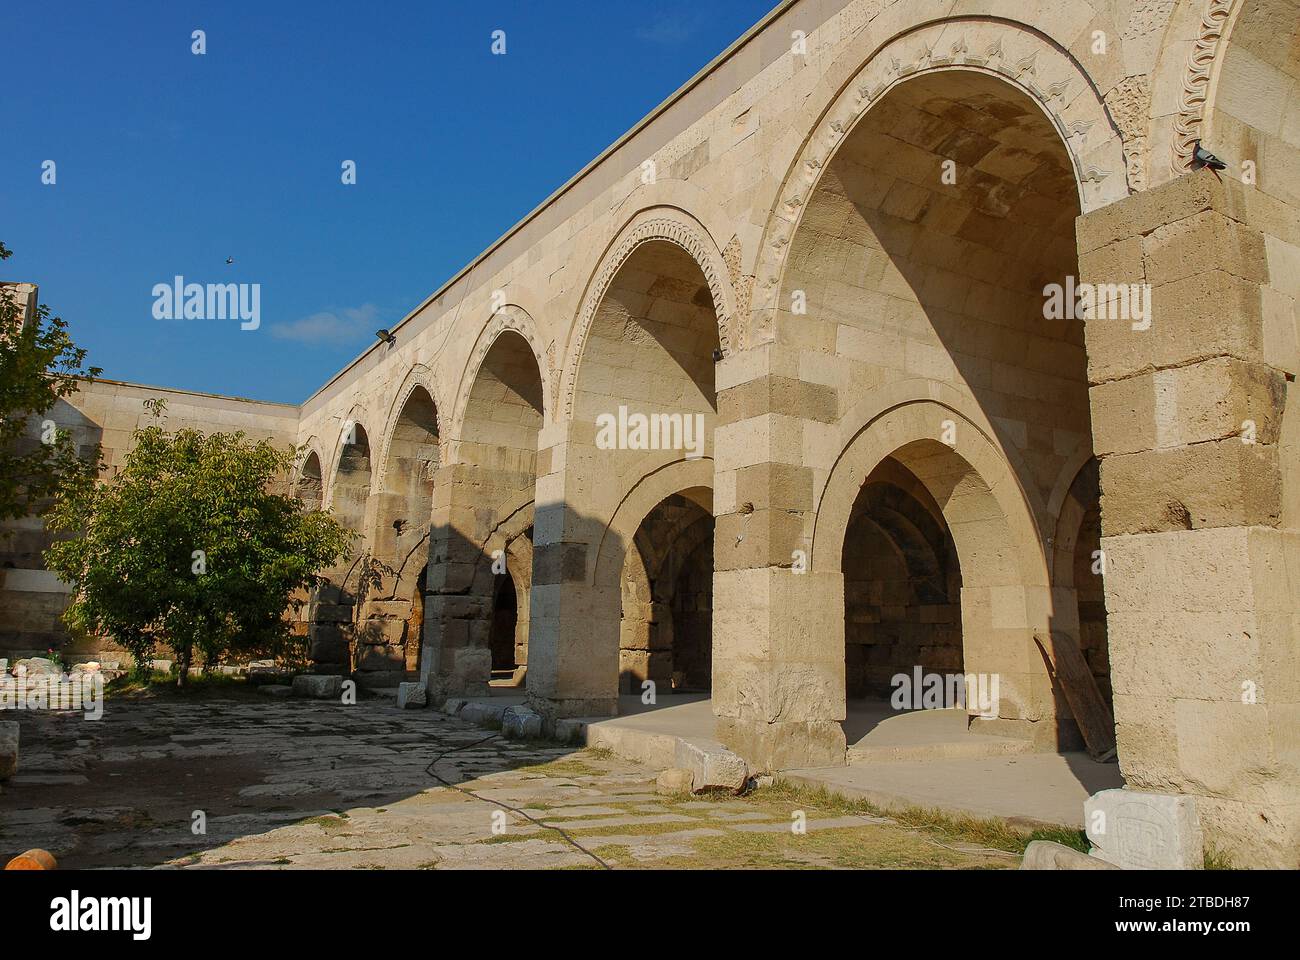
[{"x1": 2, "y1": 0, "x2": 1297, "y2": 866}]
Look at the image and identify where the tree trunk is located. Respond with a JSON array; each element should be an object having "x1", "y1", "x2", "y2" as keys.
[{"x1": 177, "y1": 645, "x2": 191, "y2": 688}]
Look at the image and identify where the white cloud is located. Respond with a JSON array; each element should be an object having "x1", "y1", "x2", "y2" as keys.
[{"x1": 270, "y1": 304, "x2": 380, "y2": 347}]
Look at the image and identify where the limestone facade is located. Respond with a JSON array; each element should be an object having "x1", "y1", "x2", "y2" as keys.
[{"x1": 4, "y1": 0, "x2": 1298, "y2": 865}]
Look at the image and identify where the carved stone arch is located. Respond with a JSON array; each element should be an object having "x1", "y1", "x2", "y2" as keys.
[
  {"x1": 561, "y1": 207, "x2": 738, "y2": 420},
  {"x1": 293, "y1": 438, "x2": 326, "y2": 513},
  {"x1": 749, "y1": 17, "x2": 1129, "y2": 345},
  {"x1": 294, "y1": 435, "x2": 326, "y2": 484},
  {"x1": 1157, "y1": 0, "x2": 1240, "y2": 182},
  {"x1": 592, "y1": 458, "x2": 714, "y2": 588},
  {"x1": 452, "y1": 304, "x2": 550, "y2": 442},
  {"x1": 323, "y1": 404, "x2": 374, "y2": 513},
  {"x1": 374, "y1": 364, "x2": 443, "y2": 499}
]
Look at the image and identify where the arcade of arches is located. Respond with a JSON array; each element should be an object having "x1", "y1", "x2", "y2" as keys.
[{"x1": 51, "y1": 1, "x2": 1285, "y2": 866}]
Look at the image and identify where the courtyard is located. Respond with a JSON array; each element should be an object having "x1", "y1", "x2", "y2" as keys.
[{"x1": 0, "y1": 687, "x2": 1035, "y2": 870}]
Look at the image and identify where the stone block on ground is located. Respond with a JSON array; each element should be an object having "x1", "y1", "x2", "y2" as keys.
[
  {"x1": 440, "y1": 697, "x2": 468, "y2": 716},
  {"x1": 291, "y1": 674, "x2": 344, "y2": 700},
  {"x1": 352, "y1": 670, "x2": 404, "y2": 690},
  {"x1": 459, "y1": 701, "x2": 510, "y2": 727},
  {"x1": 1021, "y1": 840, "x2": 1119, "y2": 870},
  {"x1": 674, "y1": 738, "x2": 748, "y2": 792},
  {"x1": 16, "y1": 658, "x2": 59, "y2": 676},
  {"x1": 554, "y1": 718, "x2": 588, "y2": 745},
  {"x1": 0, "y1": 721, "x2": 18, "y2": 779},
  {"x1": 259, "y1": 685, "x2": 293, "y2": 698},
  {"x1": 501, "y1": 705, "x2": 543, "y2": 740},
  {"x1": 656, "y1": 768, "x2": 695, "y2": 796},
  {"x1": 397, "y1": 682, "x2": 427, "y2": 710},
  {"x1": 1085, "y1": 788, "x2": 1204, "y2": 870}
]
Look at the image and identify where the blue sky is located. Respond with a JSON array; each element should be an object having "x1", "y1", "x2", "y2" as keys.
[{"x1": 2, "y1": 0, "x2": 774, "y2": 403}]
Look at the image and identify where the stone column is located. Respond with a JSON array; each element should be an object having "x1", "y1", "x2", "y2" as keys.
[
  {"x1": 1079, "y1": 173, "x2": 1300, "y2": 867},
  {"x1": 712, "y1": 345, "x2": 848, "y2": 770},
  {"x1": 526, "y1": 421, "x2": 622, "y2": 719}
]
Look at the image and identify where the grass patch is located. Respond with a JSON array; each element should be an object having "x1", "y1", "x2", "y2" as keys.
[
  {"x1": 511, "y1": 753, "x2": 612, "y2": 779},
  {"x1": 1025, "y1": 826, "x2": 1090, "y2": 853},
  {"x1": 760, "y1": 779, "x2": 1046, "y2": 855},
  {"x1": 301, "y1": 814, "x2": 351, "y2": 832},
  {"x1": 106, "y1": 671, "x2": 261, "y2": 701}
]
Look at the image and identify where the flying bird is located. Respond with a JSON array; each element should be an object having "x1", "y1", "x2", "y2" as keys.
[{"x1": 225, "y1": 257, "x2": 235, "y2": 265}]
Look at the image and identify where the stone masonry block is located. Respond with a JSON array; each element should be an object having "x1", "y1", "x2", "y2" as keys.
[{"x1": 1086, "y1": 788, "x2": 1204, "y2": 870}]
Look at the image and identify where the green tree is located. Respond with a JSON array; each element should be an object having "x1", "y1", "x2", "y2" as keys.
[
  {"x1": 45, "y1": 406, "x2": 354, "y2": 685},
  {"x1": 0, "y1": 241, "x2": 102, "y2": 526}
]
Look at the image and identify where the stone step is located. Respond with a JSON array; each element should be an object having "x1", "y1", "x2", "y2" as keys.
[{"x1": 847, "y1": 735, "x2": 1036, "y2": 764}]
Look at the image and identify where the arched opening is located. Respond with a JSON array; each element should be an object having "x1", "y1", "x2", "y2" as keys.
[
  {"x1": 428, "y1": 329, "x2": 543, "y2": 695},
  {"x1": 332, "y1": 424, "x2": 372, "y2": 537},
  {"x1": 1054, "y1": 459, "x2": 1112, "y2": 713},
  {"x1": 308, "y1": 423, "x2": 373, "y2": 675},
  {"x1": 574, "y1": 240, "x2": 719, "y2": 429},
  {"x1": 546, "y1": 234, "x2": 722, "y2": 715},
  {"x1": 619, "y1": 492, "x2": 714, "y2": 696},
  {"x1": 784, "y1": 69, "x2": 1102, "y2": 751},
  {"x1": 490, "y1": 570, "x2": 519, "y2": 678},
  {"x1": 295, "y1": 452, "x2": 323, "y2": 513},
  {"x1": 830, "y1": 435, "x2": 1033, "y2": 751},
  {"x1": 843, "y1": 458, "x2": 960, "y2": 701},
  {"x1": 356, "y1": 386, "x2": 440, "y2": 683}
]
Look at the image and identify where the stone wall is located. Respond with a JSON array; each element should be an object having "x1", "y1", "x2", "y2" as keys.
[{"x1": 0, "y1": 375, "x2": 298, "y2": 662}]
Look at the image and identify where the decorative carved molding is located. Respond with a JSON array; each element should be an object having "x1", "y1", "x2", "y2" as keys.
[
  {"x1": 1171, "y1": 0, "x2": 1238, "y2": 175},
  {"x1": 562, "y1": 215, "x2": 734, "y2": 419}
]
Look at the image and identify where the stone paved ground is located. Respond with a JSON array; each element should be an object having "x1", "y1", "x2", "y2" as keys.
[{"x1": 0, "y1": 690, "x2": 1017, "y2": 869}]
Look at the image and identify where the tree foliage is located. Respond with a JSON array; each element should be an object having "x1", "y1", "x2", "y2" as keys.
[
  {"x1": 45, "y1": 408, "x2": 354, "y2": 684},
  {"x1": 0, "y1": 241, "x2": 102, "y2": 526}
]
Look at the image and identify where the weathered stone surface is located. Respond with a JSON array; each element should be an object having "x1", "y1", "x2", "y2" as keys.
[
  {"x1": 554, "y1": 718, "x2": 587, "y2": 744},
  {"x1": 4, "y1": 4, "x2": 1300, "y2": 870},
  {"x1": 353, "y1": 670, "x2": 404, "y2": 690},
  {"x1": 291, "y1": 674, "x2": 343, "y2": 701},
  {"x1": 1021, "y1": 840, "x2": 1119, "y2": 870},
  {"x1": 397, "y1": 682, "x2": 427, "y2": 710},
  {"x1": 16, "y1": 658, "x2": 58, "y2": 676},
  {"x1": 0, "y1": 721, "x2": 18, "y2": 779},
  {"x1": 440, "y1": 697, "x2": 468, "y2": 716},
  {"x1": 459, "y1": 701, "x2": 509, "y2": 726},
  {"x1": 1085, "y1": 789, "x2": 1204, "y2": 870},
  {"x1": 259, "y1": 685, "x2": 293, "y2": 698},
  {"x1": 502, "y1": 705, "x2": 543, "y2": 740},
  {"x1": 674, "y1": 739, "x2": 748, "y2": 793},
  {"x1": 656, "y1": 768, "x2": 695, "y2": 796}
]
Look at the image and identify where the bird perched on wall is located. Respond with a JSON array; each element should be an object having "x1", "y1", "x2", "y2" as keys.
[{"x1": 1192, "y1": 142, "x2": 1227, "y2": 179}]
